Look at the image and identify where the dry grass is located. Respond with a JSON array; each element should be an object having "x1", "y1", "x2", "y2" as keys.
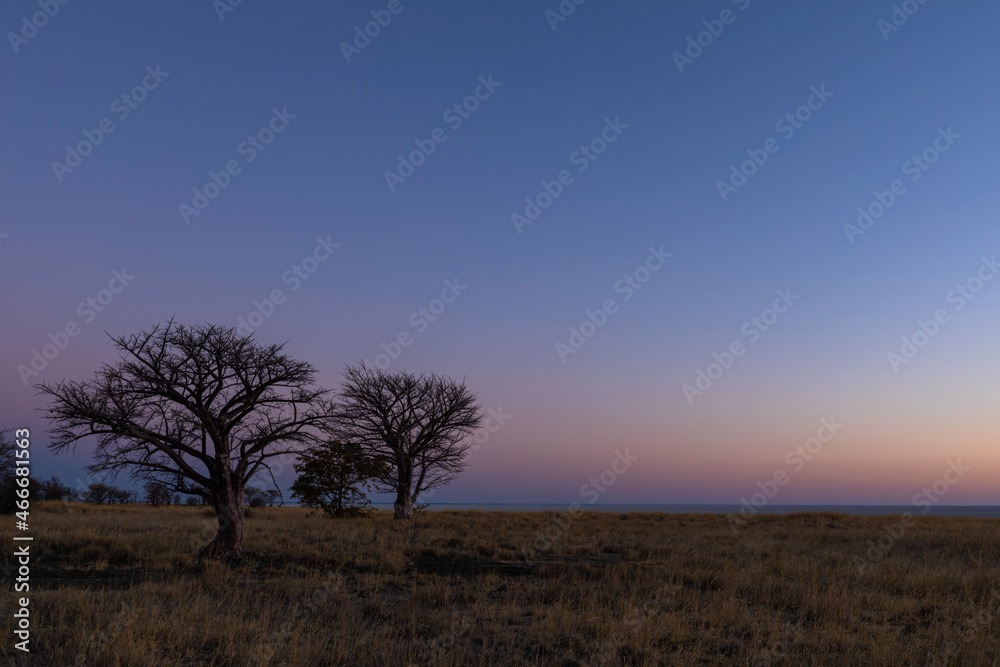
[{"x1": 2, "y1": 503, "x2": 999, "y2": 666}]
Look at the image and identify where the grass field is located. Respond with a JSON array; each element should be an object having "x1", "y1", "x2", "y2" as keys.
[{"x1": 2, "y1": 502, "x2": 999, "y2": 666}]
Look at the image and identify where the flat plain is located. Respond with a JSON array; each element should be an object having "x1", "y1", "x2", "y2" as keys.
[{"x1": 2, "y1": 503, "x2": 999, "y2": 666}]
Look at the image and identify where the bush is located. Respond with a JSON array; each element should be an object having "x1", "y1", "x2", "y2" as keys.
[{"x1": 290, "y1": 440, "x2": 387, "y2": 518}]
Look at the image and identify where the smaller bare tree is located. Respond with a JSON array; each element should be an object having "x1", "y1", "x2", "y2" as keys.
[
  {"x1": 331, "y1": 365, "x2": 483, "y2": 520},
  {"x1": 85, "y1": 483, "x2": 115, "y2": 504},
  {"x1": 38, "y1": 477, "x2": 78, "y2": 502},
  {"x1": 0, "y1": 429, "x2": 13, "y2": 474},
  {"x1": 0, "y1": 430, "x2": 22, "y2": 514},
  {"x1": 112, "y1": 488, "x2": 136, "y2": 504},
  {"x1": 144, "y1": 482, "x2": 172, "y2": 506}
]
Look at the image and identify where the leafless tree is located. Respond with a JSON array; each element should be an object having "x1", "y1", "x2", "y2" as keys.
[
  {"x1": 0, "y1": 429, "x2": 13, "y2": 476},
  {"x1": 38, "y1": 321, "x2": 331, "y2": 558},
  {"x1": 111, "y1": 488, "x2": 137, "y2": 504},
  {"x1": 84, "y1": 483, "x2": 115, "y2": 504},
  {"x1": 245, "y1": 486, "x2": 281, "y2": 507},
  {"x1": 331, "y1": 365, "x2": 482, "y2": 520},
  {"x1": 144, "y1": 482, "x2": 172, "y2": 506},
  {"x1": 0, "y1": 429, "x2": 19, "y2": 514},
  {"x1": 38, "y1": 477, "x2": 79, "y2": 502}
]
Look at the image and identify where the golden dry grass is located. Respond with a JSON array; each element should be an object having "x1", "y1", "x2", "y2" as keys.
[{"x1": 2, "y1": 503, "x2": 999, "y2": 666}]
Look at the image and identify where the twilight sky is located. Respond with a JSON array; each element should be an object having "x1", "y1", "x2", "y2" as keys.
[{"x1": 2, "y1": 0, "x2": 999, "y2": 506}]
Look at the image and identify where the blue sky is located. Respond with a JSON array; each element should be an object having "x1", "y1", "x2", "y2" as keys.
[{"x1": 2, "y1": 0, "x2": 999, "y2": 505}]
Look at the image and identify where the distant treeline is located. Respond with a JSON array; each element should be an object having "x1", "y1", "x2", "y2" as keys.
[{"x1": 0, "y1": 477, "x2": 286, "y2": 510}]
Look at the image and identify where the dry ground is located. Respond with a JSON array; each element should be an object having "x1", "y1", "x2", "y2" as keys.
[{"x1": 1, "y1": 503, "x2": 999, "y2": 666}]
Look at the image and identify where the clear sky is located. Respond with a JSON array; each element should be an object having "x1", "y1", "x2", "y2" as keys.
[{"x1": 2, "y1": 1, "x2": 999, "y2": 506}]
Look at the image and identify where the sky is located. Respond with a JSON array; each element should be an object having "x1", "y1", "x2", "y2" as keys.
[{"x1": 2, "y1": 0, "x2": 999, "y2": 507}]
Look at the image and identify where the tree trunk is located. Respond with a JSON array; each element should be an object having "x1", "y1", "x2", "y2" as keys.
[
  {"x1": 393, "y1": 488, "x2": 414, "y2": 521},
  {"x1": 200, "y1": 483, "x2": 244, "y2": 559},
  {"x1": 393, "y1": 462, "x2": 415, "y2": 520}
]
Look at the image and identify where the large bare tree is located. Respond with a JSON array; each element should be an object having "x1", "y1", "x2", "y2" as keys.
[
  {"x1": 332, "y1": 365, "x2": 483, "y2": 520},
  {"x1": 38, "y1": 321, "x2": 331, "y2": 558}
]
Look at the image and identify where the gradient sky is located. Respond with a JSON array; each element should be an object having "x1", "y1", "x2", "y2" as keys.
[{"x1": 2, "y1": 1, "x2": 999, "y2": 506}]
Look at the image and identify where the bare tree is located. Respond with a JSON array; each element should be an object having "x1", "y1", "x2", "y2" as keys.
[
  {"x1": 38, "y1": 477, "x2": 79, "y2": 502},
  {"x1": 39, "y1": 321, "x2": 331, "y2": 558},
  {"x1": 243, "y1": 487, "x2": 281, "y2": 507},
  {"x1": 0, "y1": 429, "x2": 13, "y2": 471},
  {"x1": 0, "y1": 430, "x2": 40, "y2": 514},
  {"x1": 331, "y1": 365, "x2": 483, "y2": 520},
  {"x1": 0, "y1": 429, "x2": 18, "y2": 514},
  {"x1": 244, "y1": 486, "x2": 272, "y2": 508},
  {"x1": 84, "y1": 483, "x2": 115, "y2": 504},
  {"x1": 144, "y1": 482, "x2": 172, "y2": 507},
  {"x1": 112, "y1": 488, "x2": 137, "y2": 504}
]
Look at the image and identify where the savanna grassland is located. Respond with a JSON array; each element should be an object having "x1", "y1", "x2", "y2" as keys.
[{"x1": 2, "y1": 503, "x2": 999, "y2": 666}]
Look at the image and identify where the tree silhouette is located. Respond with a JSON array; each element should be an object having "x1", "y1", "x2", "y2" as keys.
[
  {"x1": 38, "y1": 477, "x2": 79, "y2": 502},
  {"x1": 331, "y1": 365, "x2": 482, "y2": 520},
  {"x1": 245, "y1": 486, "x2": 282, "y2": 507},
  {"x1": 39, "y1": 321, "x2": 331, "y2": 558},
  {"x1": 84, "y1": 483, "x2": 116, "y2": 504},
  {"x1": 0, "y1": 429, "x2": 13, "y2": 474},
  {"x1": 144, "y1": 482, "x2": 172, "y2": 506},
  {"x1": 0, "y1": 430, "x2": 20, "y2": 514}
]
